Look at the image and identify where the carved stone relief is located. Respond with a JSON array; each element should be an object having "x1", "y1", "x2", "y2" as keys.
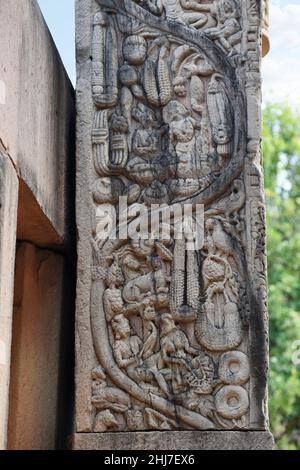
[{"x1": 76, "y1": 0, "x2": 268, "y2": 433}]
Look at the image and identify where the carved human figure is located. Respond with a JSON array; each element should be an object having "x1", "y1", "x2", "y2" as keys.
[
  {"x1": 122, "y1": 256, "x2": 170, "y2": 306},
  {"x1": 137, "y1": 0, "x2": 210, "y2": 29},
  {"x1": 127, "y1": 103, "x2": 168, "y2": 186},
  {"x1": 92, "y1": 11, "x2": 118, "y2": 108},
  {"x1": 122, "y1": 251, "x2": 149, "y2": 281},
  {"x1": 166, "y1": 101, "x2": 200, "y2": 180},
  {"x1": 119, "y1": 65, "x2": 145, "y2": 137},
  {"x1": 131, "y1": 103, "x2": 161, "y2": 158},
  {"x1": 160, "y1": 313, "x2": 209, "y2": 394},
  {"x1": 103, "y1": 260, "x2": 139, "y2": 321},
  {"x1": 111, "y1": 314, "x2": 143, "y2": 372},
  {"x1": 182, "y1": 0, "x2": 241, "y2": 52},
  {"x1": 139, "y1": 303, "x2": 159, "y2": 360},
  {"x1": 94, "y1": 206, "x2": 117, "y2": 249},
  {"x1": 204, "y1": 217, "x2": 240, "y2": 300},
  {"x1": 205, "y1": 0, "x2": 241, "y2": 53}
]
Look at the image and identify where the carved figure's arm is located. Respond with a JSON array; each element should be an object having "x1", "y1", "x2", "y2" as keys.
[
  {"x1": 114, "y1": 343, "x2": 136, "y2": 368},
  {"x1": 138, "y1": 0, "x2": 164, "y2": 15},
  {"x1": 181, "y1": 0, "x2": 212, "y2": 13}
]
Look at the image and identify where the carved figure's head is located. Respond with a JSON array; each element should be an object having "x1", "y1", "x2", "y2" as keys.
[
  {"x1": 112, "y1": 314, "x2": 131, "y2": 340},
  {"x1": 213, "y1": 124, "x2": 232, "y2": 146},
  {"x1": 143, "y1": 304, "x2": 156, "y2": 321},
  {"x1": 173, "y1": 76, "x2": 188, "y2": 97},
  {"x1": 151, "y1": 255, "x2": 162, "y2": 271},
  {"x1": 221, "y1": 0, "x2": 239, "y2": 19},
  {"x1": 160, "y1": 313, "x2": 177, "y2": 336}
]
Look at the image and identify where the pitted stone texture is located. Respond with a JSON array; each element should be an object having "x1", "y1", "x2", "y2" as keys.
[
  {"x1": 74, "y1": 431, "x2": 274, "y2": 450},
  {"x1": 75, "y1": 0, "x2": 272, "y2": 441},
  {"x1": 8, "y1": 243, "x2": 64, "y2": 450}
]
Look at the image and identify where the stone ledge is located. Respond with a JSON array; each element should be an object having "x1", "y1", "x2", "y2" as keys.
[{"x1": 73, "y1": 431, "x2": 274, "y2": 450}]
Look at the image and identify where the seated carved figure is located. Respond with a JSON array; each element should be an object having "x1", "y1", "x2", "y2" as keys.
[
  {"x1": 189, "y1": 0, "x2": 241, "y2": 52},
  {"x1": 111, "y1": 314, "x2": 143, "y2": 372},
  {"x1": 136, "y1": 0, "x2": 211, "y2": 29},
  {"x1": 111, "y1": 313, "x2": 170, "y2": 397},
  {"x1": 166, "y1": 101, "x2": 200, "y2": 181},
  {"x1": 122, "y1": 256, "x2": 170, "y2": 306},
  {"x1": 127, "y1": 103, "x2": 169, "y2": 185},
  {"x1": 159, "y1": 314, "x2": 213, "y2": 394},
  {"x1": 104, "y1": 261, "x2": 140, "y2": 321},
  {"x1": 205, "y1": 0, "x2": 241, "y2": 53},
  {"x1": 131, "y1": 103, "x2": 161, "y2": 158}
]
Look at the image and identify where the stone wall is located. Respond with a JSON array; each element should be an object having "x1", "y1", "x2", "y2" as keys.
[
  {"x1": 0, "y1": 0, "x2": 74, "y2": 244},
  {"x1": 0, "y1": 0, "x2": 75, "y2": 449},
  {"x1": 8, "y1": 243, "x2": 64, "y2": 450}
]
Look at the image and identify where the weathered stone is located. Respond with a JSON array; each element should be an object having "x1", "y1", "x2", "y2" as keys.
[
  {"x1": 7, "y1": 243, "x2": 64, "y2": 450},
  {"x1": 0, "y1": 150, "x2": 18, "y2": 450},
  {"x1": 0, "y1": 0, "x2": 75, "y2": 244},
  {"x1": 73, "y1": 431, "x2": 274, "y2": 450},
  {"x1": 75, "y1": 0, "x2": 272, "y2": 448}
]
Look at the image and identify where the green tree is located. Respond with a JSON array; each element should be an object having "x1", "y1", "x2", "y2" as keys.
[{"x1": 263, "y1": 103, "x2": 300, "y2": 450}]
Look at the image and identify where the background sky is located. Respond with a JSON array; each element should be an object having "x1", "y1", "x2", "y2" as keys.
[
  {"x1": 38, "y1": 0, "x2": 300, "y2": 107},
  {"x1": 38, "y1": 0, "x2": 75, "y2": 83}
]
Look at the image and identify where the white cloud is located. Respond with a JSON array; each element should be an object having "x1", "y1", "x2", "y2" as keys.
[{"x1": 262, "y1": 1, "x2": 300, "y2": 107}]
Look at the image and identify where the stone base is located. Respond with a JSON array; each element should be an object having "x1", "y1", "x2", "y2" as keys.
[{"x1": 73, "y1": 431, "x2": 274, "y2": 450}]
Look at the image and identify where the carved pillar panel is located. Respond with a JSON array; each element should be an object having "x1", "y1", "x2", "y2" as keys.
[{"x1": 74, "y1": 0, "x2": 273, "y2": 449}]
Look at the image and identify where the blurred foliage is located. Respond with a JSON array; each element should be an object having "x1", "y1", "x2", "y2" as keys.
[{"x1": 263, "y1": 103, "x2": 300, "y2": 450}]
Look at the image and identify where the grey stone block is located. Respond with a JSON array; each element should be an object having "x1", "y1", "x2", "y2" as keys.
[{"x1": 73, "y1": 431, "x2": 274, "y2": 450}]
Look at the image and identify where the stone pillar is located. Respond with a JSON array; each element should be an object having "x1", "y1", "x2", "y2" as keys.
[
  {"x1": 7, "y1": 243, "x2": 64, "y2": 450},
  {"x1": 0, "y1": 150, "x2": 18, "y2": 449},
  {"x1": 0, "y1": 0, "x2": 76, "y2": 450},
  {"x1": 74, "y1": 0, "x2": 273, "y2": 450}
]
